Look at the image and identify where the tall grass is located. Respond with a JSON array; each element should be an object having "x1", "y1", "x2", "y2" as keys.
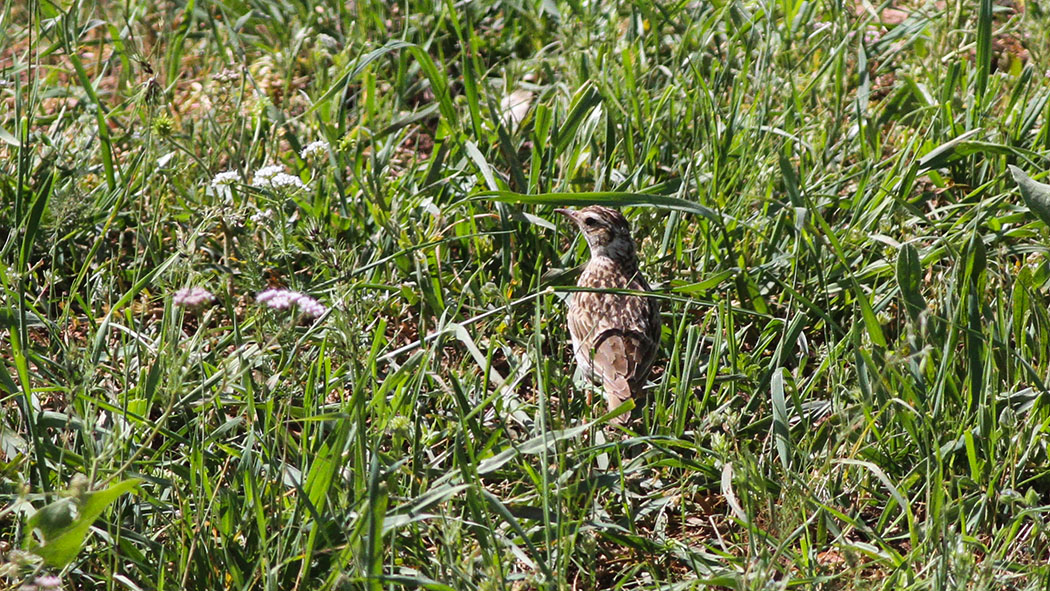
[{"x1": 3, "y1": 0, "x2": 1050, "y2": 589}]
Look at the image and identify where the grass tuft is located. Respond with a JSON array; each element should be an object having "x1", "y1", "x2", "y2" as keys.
[{"x1": 3, "y1": 0, "x2": 1050, "y2": 589}]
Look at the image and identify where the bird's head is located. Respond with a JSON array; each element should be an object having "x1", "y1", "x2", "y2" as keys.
[{"x1": 555, "y1": 205, "x2": 636, "y2": 261}]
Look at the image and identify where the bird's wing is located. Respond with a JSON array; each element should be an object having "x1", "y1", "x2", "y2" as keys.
[{"x1": 592, "y1": 330, "x2": 645, "y2": 424}]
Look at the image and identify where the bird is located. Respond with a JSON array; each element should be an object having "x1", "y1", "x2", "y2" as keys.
[{"x1": 555, "y1": 205, "x2": 661, "y2": 425}]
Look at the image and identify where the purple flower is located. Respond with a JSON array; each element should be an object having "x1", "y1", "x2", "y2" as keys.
[
  {"x1": 31, "y1": 576, "x2": 62, "y2": 591},
  {"x1": 173, "y1": 287, "x2": 215, "y2": 308},
  {"x1": 294, "y1": 294, "x2": 326, "y2": 317},
  {"x1": 257, "y1": 288, "x2": 327, "y2": 318},
  {"x1": 256, "y1": 288, "x2": 297, "y2": 310}
]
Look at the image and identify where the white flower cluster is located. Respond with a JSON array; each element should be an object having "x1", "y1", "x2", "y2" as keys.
[
  {"x1": 257, "y1": 288, "x2": 327, "y2": 318},
  {"x1": 300, "y1": 140, "x2": 329, "y2": 159},
  {"x1": 250, "y1": 208, "x2": 274, "y2": 224},
  {"x1": 251, "y1": 164, "x2": 283, "y2": 186},
  {"x1": 173, "y1": 287, "x2": 215, "y2": 308},
  {"x1": 211, "y1": 170, "x2": 241, "y2": 187},
  {"x1": 252, "y1": 165, "x2": 307, "y2": 191},
  {"x1": 269, "y1": 173, "x2": 307, "y2": 190}
]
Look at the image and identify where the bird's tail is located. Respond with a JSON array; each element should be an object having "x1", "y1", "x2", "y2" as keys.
[{"x1": 603, "y1": 376, "x2": 632, "y2": 425}]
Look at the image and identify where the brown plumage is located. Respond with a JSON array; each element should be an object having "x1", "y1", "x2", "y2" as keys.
[{"x1": 555, "y1": 206, "x2": 661, "y2": 425}]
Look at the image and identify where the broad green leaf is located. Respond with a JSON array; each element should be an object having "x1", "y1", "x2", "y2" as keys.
[
  {"x1": 962, "y1": 234, "x2": 987, "y2": 407},
  {"x1": 770, "y1": 369, "x2": 792, "y2": 470},
  {"x1": 918, "y1": 134, "x2": 1019, "y2": 170},
  {"x1": 896, "y1": 243, "x2": 926, "y2": 321},
  {"x1": 0, "y1": 362, "x2": 17, "y2": 395},
  {"x1": 91, "y1": 252, "x2": 180, "y2": 364},
  {"x1": 857, "y1": 287, "x2": 887, "y2": 348},
  {"x1": 477, "y1": 420, "x2": 595, "y2": 475},
  {"x1": 307, "y1": 41, "x2": 456, "y2": 129},
  {"x1": 308, "y1": 40, "x2": 415, "y2": 114},
  {"x1": 963, "y1": 234, "x2": 987, "y2": 286},
  {"x1": 1009, "y1": 165, "x2": 1050, "y2": 228},
  {"x1": 384, "y1": 484, "x2": 471, "y2": 534},
  {"x1": 672, "y1": 270, "x2": 737, "y2": 294},
  {"x1": 304, "y1": 422, "x2": 350, "y2": 515},
  {"x1": 26, "y1": 478, "x2": 142, "y2": 567},
  {"x1": 975, "y1": 0, "x2": 993, "y2": 106},
  {"x1": 481, "y1": 489, "x2": 554, "y2": 581},
  {"x1": 553, "y1": 84, "x2": 601, "y2": 155},
  {"x1": 464, "y1": 141, "x2": 500, "y2": 192},
  {"x1": 837, "y1": 459, "x2": 918, "y2": 555},
  {"x1": 0, "y1": 126, "x2": 19, "y2": 146},
  {"x1": 917, "y1": 129, "x2": 981, "y2": 170},
  {"x1": 67, "y1": 50, "x2": 115, "y2": 190},
  {"x1": 20, "y1": 169, "x2": 54, "y2": 270}
]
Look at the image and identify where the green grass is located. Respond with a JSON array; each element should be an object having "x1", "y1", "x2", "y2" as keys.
[{"x1": 4, "y1": 0, "x2": 1050, "y2": 589}]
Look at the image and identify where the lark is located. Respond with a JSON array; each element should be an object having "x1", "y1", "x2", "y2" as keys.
[{"x1": 555, "y1": 206, "x2": 661, "y2": 425}]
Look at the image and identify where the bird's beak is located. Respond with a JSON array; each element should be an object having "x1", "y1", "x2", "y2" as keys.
[{"x1": 554, "y1": 208, "x2": 576, "y2": 221}]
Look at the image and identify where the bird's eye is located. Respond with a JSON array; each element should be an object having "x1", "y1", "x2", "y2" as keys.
[{"x1": 583, "y1": 216, "x2": 600, "y2": 227}]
